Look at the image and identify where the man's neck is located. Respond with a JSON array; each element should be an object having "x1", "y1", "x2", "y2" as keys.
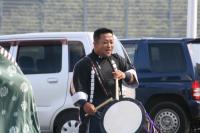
[{"x1": 93, "y1": 50, "x2": 110, "y2": 58}]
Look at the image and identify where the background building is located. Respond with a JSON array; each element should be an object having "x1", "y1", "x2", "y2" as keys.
[{"x1": 0, "y1": 0, "x2": 199, "y2": 38}]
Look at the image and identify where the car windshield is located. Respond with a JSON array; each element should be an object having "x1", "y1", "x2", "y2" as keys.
[
  {"x1": 188, "y1": 43, "x2": 200, "y2": 79},
  {"x1": 113, "y1": 37, "x2": 126, "y2": 58},
  {"x1": 121, "y1": 43, "x2": 138, "y2": 64}
]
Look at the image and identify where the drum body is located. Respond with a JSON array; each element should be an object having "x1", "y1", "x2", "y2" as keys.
[{"x1": 100, "y1": 98, "x2": 145, "y2": 133}]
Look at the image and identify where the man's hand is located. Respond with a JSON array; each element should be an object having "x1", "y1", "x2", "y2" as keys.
[
  {"x1": 112, "y1": 70, "x2": 125, "y2": 80},
  {"x1": 83, "y1": 102, "x2": 97, "y2": 116}
]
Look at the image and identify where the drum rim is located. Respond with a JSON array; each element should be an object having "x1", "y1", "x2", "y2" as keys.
[{"x1": 100, "y1": 98, "x2": 146, "y2": 133}]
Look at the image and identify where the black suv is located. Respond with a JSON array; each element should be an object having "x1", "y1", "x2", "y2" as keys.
[{"x1": 120, "y1": 38, "x2": 200, "y2": 133}]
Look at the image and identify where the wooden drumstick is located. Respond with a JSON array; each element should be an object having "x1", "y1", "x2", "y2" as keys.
[
  {"x1": 111, "y1": 60, "x2": 119, "y2": 100},
  {"x1": 85, "y1": 97, "x2": 113, "y2": 117},
  {"x1": 115, "y1": 78, "x2": 119, "y2": 100}
]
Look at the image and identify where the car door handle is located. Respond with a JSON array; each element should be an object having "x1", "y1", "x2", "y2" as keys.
[{"x1": 47, "y1": 78, "x2": 58, "y2": 83}]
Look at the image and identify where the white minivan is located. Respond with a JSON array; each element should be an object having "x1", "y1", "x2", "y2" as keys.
[{"x1": 0, "y1": 32, "x2": 134, "y2": 133}]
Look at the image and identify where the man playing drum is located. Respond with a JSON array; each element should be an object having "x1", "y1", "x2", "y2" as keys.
[{"x1": 70, "y1": 28, "x2": 139, "y2": 133}]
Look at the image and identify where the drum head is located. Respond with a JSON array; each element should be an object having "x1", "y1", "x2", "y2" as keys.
[{"x1": 101, "y1": 98, "x2": 144, "y2": 133}]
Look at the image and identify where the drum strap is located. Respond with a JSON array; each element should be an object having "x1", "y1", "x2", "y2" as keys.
[
  {"x1": 89, "y1": 67, "x2": 95, "y2": 103},
  {"x1": 86, "y1": 56, "x2": 112, "y2": 101}
]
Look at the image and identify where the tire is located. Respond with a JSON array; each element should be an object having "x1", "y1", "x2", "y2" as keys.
[
  {"x1": 149, "y1": 101, "x2": 190, "y2": 133},
  {"x1": 54, "y1": 111, "x2": 80, "y2": 133}
]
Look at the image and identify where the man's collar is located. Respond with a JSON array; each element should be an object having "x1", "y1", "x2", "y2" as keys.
[{"x1": 92, "y1": 50, "x2": 108, "y2": 60}]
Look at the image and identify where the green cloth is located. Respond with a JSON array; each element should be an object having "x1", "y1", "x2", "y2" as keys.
[{"x1": 0, "y1": 48, "x2": 40, "y2": 133}]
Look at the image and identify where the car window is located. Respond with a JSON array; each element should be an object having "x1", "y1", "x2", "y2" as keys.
[
  {"x1": 121, "y1": 43, "x2": 138, "y2": 64},
  {"x1": 68, "y1": 41, "x2": 85, "y2": 72},
  {"x1": 188, "y1": 43, "x2": 200, "y2": 78},
  {"x1": 149, "y1": 43, "x2": 186, "y2": 72},
  {"x1": 121, "y1": 45, "x2": 132, "y2": 64},
  {"x1": 0, "y1": 42, "x2": 11, "y2": 52},
  {"x1": 17, "y1": 40, "x2": 62, "y2": 74},
  {"x1": 113, "y1": 38, "x2": 125, "y2": 58}
]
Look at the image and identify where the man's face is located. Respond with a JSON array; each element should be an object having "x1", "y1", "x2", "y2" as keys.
[{"x1": 94, "y1": 33, "x2": 114, "y2": 57}]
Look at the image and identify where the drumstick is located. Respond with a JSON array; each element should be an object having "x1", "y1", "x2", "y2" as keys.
[
  {"x1": 115, "y1": 78, "x2": 119, "y2": 100},
  {"x1": 96, "y1": 97, "x2": 113, "y2": 110},
  {"x1": 112, "y1": 60, "x2": 119, "y2": 100},
  {"x1": 85, "y1": 97, "x2": 113, "y2": 117}
]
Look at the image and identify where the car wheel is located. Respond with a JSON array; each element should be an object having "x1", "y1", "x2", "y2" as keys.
[
  {"x1": 54, "y1": 111, "x2": 80, "y2": 133},
  {"x1": 60, "y1": 120, "x2": 80, "y2": 133},
  {"x1": 149, "y1": 101, "x2": 190, "y2": 133}
]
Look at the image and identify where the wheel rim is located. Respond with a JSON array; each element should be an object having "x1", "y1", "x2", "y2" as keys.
[
  {"x1": 61, "y1": 120, "x2": 80, "y2": 133},
  {"x1": 154, "y1": 109, "x2": 180, "y2": 133}
]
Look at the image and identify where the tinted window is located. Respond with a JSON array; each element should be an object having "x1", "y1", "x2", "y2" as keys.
[
  {"x1": 68, "y1": 41, "x2": 85, "y2": 72},
  {"x1": 149, "y1": 43, "x2": 186, "y2": 72},
  {"x1": 17, "y1": 41, "x2": 62, "y2": 74},
  {"x1": 0, "y1": 42, "x2": 11, "y2": 51},
  {"x1": 121, "y1": 42, "x2": 138, "y2": 63}
]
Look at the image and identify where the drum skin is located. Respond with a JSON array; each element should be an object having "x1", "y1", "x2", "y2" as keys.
[{"x1": 100, "y1": 98, "x2": 145, "y2": 133}]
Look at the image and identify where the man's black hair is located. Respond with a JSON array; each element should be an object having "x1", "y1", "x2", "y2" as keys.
[{"x1": 93, "y1": 28, "x2": 113, "y2": 42}]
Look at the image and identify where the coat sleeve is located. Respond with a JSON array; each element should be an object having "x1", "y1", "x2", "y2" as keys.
[
  {"x1": 115, "y1": 54, "x2": 139, "y2": 87},
  {"x1": 70, "y1": 58, "x2": 90, "y2": 106}
]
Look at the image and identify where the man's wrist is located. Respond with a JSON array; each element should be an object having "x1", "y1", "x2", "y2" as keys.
[{"x1": 75, "y1": 100, "x2": 87, "y2": 107}]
